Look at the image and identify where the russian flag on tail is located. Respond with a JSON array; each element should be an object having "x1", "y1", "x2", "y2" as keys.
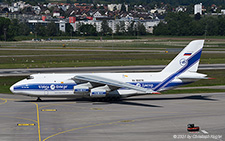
[{"x1": 184, "y1": 53, "x2": 192, "y2": 56}]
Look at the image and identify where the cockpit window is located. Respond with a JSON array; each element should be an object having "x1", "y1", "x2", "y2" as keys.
[{"x1": 27, "y1": 76, "x2": 34, "y2": 80}]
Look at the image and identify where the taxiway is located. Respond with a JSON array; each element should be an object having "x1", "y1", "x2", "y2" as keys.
[{"x1": 0, "y1": 93, "x2": 224, "y2": 141}]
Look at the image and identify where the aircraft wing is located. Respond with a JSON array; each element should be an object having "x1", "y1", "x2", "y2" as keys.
[{"x1": 74, "y1": 75, "x2": 155, "y2": 94}]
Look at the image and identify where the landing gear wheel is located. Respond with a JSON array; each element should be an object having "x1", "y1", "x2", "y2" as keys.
[{"x1": 36, "y1": 97, "x2": 42, "y2": 102}]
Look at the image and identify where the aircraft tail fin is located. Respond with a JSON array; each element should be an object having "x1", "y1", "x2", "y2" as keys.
[
  {"x1": 153, "y1": 40, "x2": 204, "y2": 91},
  {"x1": 161, "y1": 40, "x2": 204, "y2": 73}
]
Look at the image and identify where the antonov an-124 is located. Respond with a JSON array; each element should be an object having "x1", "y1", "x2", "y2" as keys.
[{"x1": 10, "y1": 40, "x2": 211, "y2": 101}]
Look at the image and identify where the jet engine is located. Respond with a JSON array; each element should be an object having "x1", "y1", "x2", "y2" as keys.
[
  {"x1": 74, "y1": 82, "x2": 93, "y2": 93},
  {"x1": 90, "y1": 85, "x2": 111, "y2": 97}
]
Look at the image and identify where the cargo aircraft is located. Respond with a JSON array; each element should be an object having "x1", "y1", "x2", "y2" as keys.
[{"x1": 10, "y1": 40, "x2": 209, "y2": 101}]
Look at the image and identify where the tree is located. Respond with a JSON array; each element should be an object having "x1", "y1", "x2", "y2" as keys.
[
  {"x1": 194, "y1": 13, "x2": 201, "y2": 20},
  {"x1": 121, "y1": 3, "x2": 127, "y2": 12},
  {"x1": 18, "y1": 23, "x2": 30, "y2": 36},
  {"x1": 0, "y1": 17, "x2": 12, "y2": 41},
  {"x1": 136, "y1": 22, "x2": 146, "y2": 35},
  {"x1": 153, "y1": 22, "x2": 169, "y2": 35},
  {"x1": 34, "y1": 23, "x2": 46, "y2": 36},
  {"x1": 127, "y1": 21, "x2": 134, "y2": 35},
  {"x1": 66, "y1": 0, "x2": 71, "y2": 4},
  {"x1": 65, "y1": 23, "x2": 74, "y2": 36},
  {"x1": 204, "y1": 17, "x2": 218, "y2": 36},
  {"x1": 46, "y1": 22, "x2": 58, "y2": 36},
  {"x1": 189, "y1": 20, "x2": 205, "y2": 36},
  {"x1": 115, "y1": 21, "x2": 126, "y2": 35},
  {"x1": 101, "y1": 20, "x2": 112, "y2": 35},
  {"x1": 8, "y1": 19, "x2": 19, "y2": 36},
  {"x1": 115, "y1": 23, "x2": 120, "y2": 35},
  {"x1": 217, "y1": 16, "x2": 225, "y2": 36},
  {"x1": 78, "y1": 24, "x2": 97, "y2": 36},
  {"x1": 154, "y1": 12, "x2": 193, "y2": 36}
]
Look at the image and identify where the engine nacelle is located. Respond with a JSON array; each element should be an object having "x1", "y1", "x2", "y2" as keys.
[
  {"x1": 90, "y1": 89, "x2": 107, "y2": 97},
  {"x1": 90, "y1": 85, "x2": 110, "y2": 97},
  {"x1": 74, "y1": 87, "x2": 89, "y2": 93},
  {"x1": 74, "y1": 82, "x2": 93, "y2": 93}
]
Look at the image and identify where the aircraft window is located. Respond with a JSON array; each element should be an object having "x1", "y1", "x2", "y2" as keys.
[{"x1": 27, "y1": 76, "x2": 34, "y2": 80}]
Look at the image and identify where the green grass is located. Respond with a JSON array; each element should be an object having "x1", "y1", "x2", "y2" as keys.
[
  {"x1": 1, "y1": 40, "x2": 225, "y2": 69},
  {"x1": 1, "y1": 41, "x2": 176, "y2": 48},
  {"x1": 184, "y1": 69, "x2": 225, "y2": 87},
  {"x1": 161, "y1": 89, "x2": 225, "y2": 94},
  {"x1": 0, "y1": 51, "x2": 224, "y2": 69},
  {"x1": 13, "y1": 35, "x2": 225, "y2": 41},
  {"x1": 0, "y1": 50, "x2": 176, "y2": 69},
  {"x1": 0, "y1": 76, "x2": 25, "y2": 94}
]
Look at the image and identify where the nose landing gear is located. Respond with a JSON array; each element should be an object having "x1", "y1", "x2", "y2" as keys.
[{"x1": 36, "y1": 97, "x2": 42, "y2": 102}]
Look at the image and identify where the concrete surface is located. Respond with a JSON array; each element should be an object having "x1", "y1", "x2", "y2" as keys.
[{"x1": 0, "y1": 93, "x2": 224, "y2": 141}]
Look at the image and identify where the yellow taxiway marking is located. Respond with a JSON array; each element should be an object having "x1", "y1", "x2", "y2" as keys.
[
  {"x1": 42, "y1": 120, "x2": 135, "y2": 141},
  {"x1": 0, "y1": 98, "x2": 7, "y2": 105},
  {"x1": 0, "y1": 115, "x2": 38, "y2": 123},
  {"x1": 119, "y1": 120, "x2": 134, "y2": 123},
  {"x1": 3, "y1": 98, "x2": 22, "y2": 101},
  {"x1": 90, "y1": 108, "x2": 103, "y2": 110},
  {"x1": 39, "y1": 103, "x2": 75, "y2": 109},
  {"x1": 42, "y1": 111, "x2": 222, "y2": 141},
  {"x1": 32, "y1": 103, "x2": 41, "y2": 141},
  {"x1": 41, "y1": 109, "x2": 57, "y2": 112},
  {"x1": 17, "y1": 123, "x2": 35, "y2": 126}
]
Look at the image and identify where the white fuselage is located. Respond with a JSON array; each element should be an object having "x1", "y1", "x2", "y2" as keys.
[{"x1": 10, "y1": 72, "x2": 193, "y2": 98}]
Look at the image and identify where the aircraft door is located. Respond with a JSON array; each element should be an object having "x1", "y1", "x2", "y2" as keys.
[{"x1": 44, "y1": 89, "x2": 49, "y2": 95}]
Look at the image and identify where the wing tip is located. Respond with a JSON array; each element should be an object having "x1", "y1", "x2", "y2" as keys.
[{"x1": 152, "y1": 92, "x2": 161, "y2": 94}]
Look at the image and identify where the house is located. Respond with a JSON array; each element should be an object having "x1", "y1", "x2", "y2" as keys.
[
  {"x1": 93, "y1": 11, "x2": 102, "y2": 18},
  {"x1": 221, "y1": 9, "x2": 225, "y2": 15},
  {"x1": 53, "y1": 11, "x2": 60, "y2": 17},
  {"x1": 32, "y1": 6, "x2": 41, "y2": 14},
  {"x1": 59, "y1": 20, "x2": 66, "y2": 32},
  {"x1": 150, "y1": 8, "x2": 166, "y2": 14},
  {"x1": 211, "y1": 4, "x2": 217, "y2": 12},
  {"x1": 108, "y1": 4, "x2": 122, "y2": 11},
  {"x1": 194, "y1": 3, "x2": 202, "y2": 15},
  {"x1": 142, "y1": 19, "x2": 160, "y2": 33},
  {"x1": 175, "y1": 6, "x2": 187, "y2": 12}
]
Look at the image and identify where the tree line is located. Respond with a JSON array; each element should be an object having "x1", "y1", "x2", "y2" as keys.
[
  {"x1": 153, "y1": 12, "x2": 225, "y2": 36},
  {"x1": 2, "y1": 13, "x2": 225, "y2": 41},
  {"x1": 3, "y1": 0, "x2": 225, "y2": 7},
  {"x1": 77, "y1": 20, "x2": 146, "y2": 36},
  {"x1": 0, "y1": 17, "x2": 30, "y2": 41},
  {"x1": 0, "y1": 17, "x2": 147, "y2": 41}
]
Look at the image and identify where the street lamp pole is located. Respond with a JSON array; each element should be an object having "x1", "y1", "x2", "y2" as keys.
[{"x1": 4, "y1": 28, "x2": 7, "y2": 41}]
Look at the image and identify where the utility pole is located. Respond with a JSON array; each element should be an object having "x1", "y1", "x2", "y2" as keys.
[
  {"x1": 112, "y1": 32, "x2": 114, "y2": 50},
  {"x1": 4, "y1": 28, "x2": 7, "y2": 41},
  {"x1": 204, "y1": 24, "x2": 207, "y2": 40}
]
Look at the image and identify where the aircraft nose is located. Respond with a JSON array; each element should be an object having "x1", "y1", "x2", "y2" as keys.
[{"x1": 10, "y1": 85, "x2": 14, "y2": 93}]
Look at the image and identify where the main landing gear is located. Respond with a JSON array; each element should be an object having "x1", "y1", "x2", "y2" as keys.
[{"x1": 36, "y1": 97, "x2": 42, "y2": 102}]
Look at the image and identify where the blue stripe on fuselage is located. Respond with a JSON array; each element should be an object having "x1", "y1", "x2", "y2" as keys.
[
  {"x1": 14, "y1": 83, "x2": 75, "y2": 91},
  {"x1": 14, "y1": 81, "x2": 192, "y2": 92},
  {"x1": 153, "y1": 49, "x2": 202, "y2": 91}
]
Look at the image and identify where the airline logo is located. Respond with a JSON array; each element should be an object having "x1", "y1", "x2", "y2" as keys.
[
  {"x1": 184, "y1": 53, "x2": 192, "y2": 56},
  {"x1": 180, "y1": 58, "x2": 187, "y2": 66}
]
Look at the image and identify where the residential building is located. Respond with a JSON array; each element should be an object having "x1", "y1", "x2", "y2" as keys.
[
  {"x1": 108, "y1": 4, "x2": 122, "y2": 11},
  {"x1": 194, "y1": 3, "x2": 202, "y2": 15}
]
